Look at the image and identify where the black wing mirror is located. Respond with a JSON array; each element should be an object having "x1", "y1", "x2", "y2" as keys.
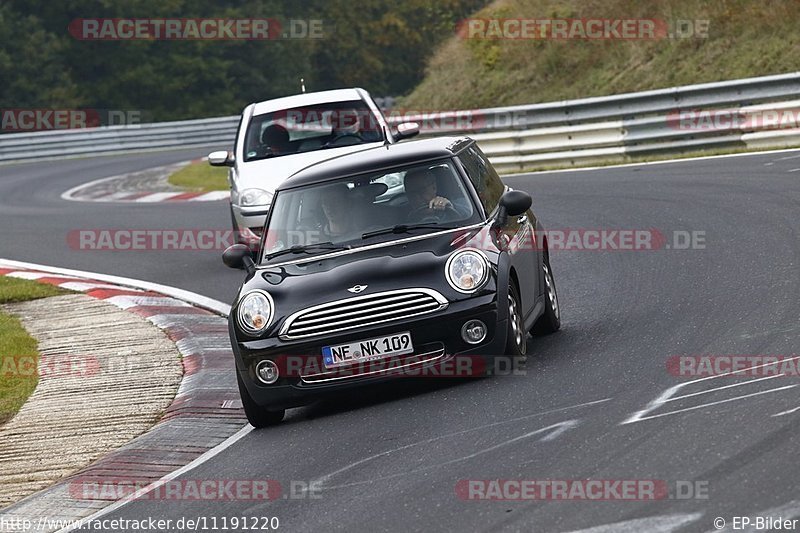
[
  {"x1": 494, "y1": 190, "x2": 532, "y2": 226},
  {"x1": 223, "y1": 244, "x2": 255, "y2": 273},
  {"x1": 500, "y1": 190, "x2": 532, "y2": 217}
]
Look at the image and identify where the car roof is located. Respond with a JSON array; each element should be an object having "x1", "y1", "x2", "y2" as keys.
[
  {"x1": 278, "y1": 136, "x2": 474, "y2": 190},
  {"x1": 251, "y1": 88, "x2": 366, "y2": 116}
]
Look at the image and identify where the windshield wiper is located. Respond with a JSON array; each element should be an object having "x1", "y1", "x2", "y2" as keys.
[
  {"x1": 362, "y1": 223, "x2": 455, "y2": 240},
  {"x1": 319, "y1": 140, "x2": 368, "y2": 150},
  {"x1": 265, "y1": 242, "x2": 350, "y2": 260}
]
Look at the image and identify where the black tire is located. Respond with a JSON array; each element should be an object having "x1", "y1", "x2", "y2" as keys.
[
  {"x1": 505, "y1": 282, "x2": 527, "y2": 357},
  {"x1": 236, "y1": 372, "x2": 285, "y2": 428},
  {"x1": 531, "y1": 253, "x2": 561, "y2": 335}
]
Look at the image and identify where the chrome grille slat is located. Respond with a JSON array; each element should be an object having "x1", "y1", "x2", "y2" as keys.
[
  {"x1": 279, "y1": 288, "x2": 448, "y2": 340},
  {"x1": 291, "y1": 301, "x2": 440, "y2": 334},
  {"x1": 291, "y1": 296, "x2": 435, "y2": 327},
  {"x1": 298, "y1": 293, "x2": 421, "y2": 320}
]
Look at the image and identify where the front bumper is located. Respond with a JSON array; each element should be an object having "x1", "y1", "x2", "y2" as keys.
[
  {"x1": 232, "y1": 203, "x2": 269, "y2": 240},
  {"x1": 232, "y1": 297, "x2": 507, "y2": 410}
]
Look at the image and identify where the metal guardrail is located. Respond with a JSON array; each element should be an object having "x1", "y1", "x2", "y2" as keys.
[
  {"x1": 387, "y1": 72, "x2": 800, "y2": 173},
  {"x1": 2, "y1": 72, "x2": 800, "y2": 172},
  {"x1": 0, "y1": 116, "x2": 239, "y2": 162}
]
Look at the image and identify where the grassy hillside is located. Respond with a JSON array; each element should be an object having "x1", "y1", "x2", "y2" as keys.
[{"x1": 403, "y1": 0, "x2": 800, "y2": 109}]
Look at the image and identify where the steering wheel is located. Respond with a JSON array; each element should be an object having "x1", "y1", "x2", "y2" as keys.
[
  {"x1": 408, "y1": 204, "x2": 460, "y2": 224},
  {"x1": 323, "y1": 134, "x2": 363, "y2": 148},
  {"x1": 254, "y1": 144, "x2": 277, "y2": 158}
]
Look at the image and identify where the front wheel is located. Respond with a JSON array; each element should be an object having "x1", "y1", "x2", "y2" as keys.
[
  {"x1": 505, "y1": 283, "x2": 527, "y2": 356},
  {"x1": 531, "y1": 254, "x2": 561, "y2": 335},
  {"x1": 236, "y1": 372, "x2": 285, "y2": 428}
]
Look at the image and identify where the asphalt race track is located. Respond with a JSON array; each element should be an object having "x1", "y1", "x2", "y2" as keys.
[{"x1": 2, "y1": 148, "x2": 800, "y2": 532}]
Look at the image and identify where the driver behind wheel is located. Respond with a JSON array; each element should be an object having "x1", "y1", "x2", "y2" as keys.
[
  {"x1": 403, "y1": 168, "x2": 469, "y2": 221},
  {"x1": 325, "y1": 108, "x2": 366, "y2": 146},
  {"x1": 261, "y1": 123, "x2": 291, "y2": 155},
  {"x1": 320, "y1": 184, "x2": 358, "y2": 240}
]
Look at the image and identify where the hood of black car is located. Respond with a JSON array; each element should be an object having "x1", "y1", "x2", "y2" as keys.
[{"x1": 237, "y1": 225, "x2": 498, "y2": 320}]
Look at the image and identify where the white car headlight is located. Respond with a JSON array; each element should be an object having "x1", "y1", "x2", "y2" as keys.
[
  {"x1": 240, "y1": 188, "x2": 273, "y2": 207},
  {"x1": 237, "y1": 290, "x2": 274, "y2": 334},
  {"x1": 446, "y1": 249, "x2": 489, "y2": 293}
]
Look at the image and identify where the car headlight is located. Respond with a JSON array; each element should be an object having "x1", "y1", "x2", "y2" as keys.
[
  {"x1": 240, "y1": 188, "x2": 273, "y2": 207},
  {"x1": 446, "y1": 249, "x2": 489, "y2": 293},
  {"x1": 237, "y1": 290, "x2": 274, "y2": 334}
]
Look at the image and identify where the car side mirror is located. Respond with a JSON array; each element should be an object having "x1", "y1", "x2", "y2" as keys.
[
  {"x1": 500, "y1": 190, "x2": 532, "y2": 217},
  {"x1": 208, "y1": 150, "x2": 235, "y2": 167},
  {"x1": 395, "y1": 122, "x2": 420, "y2": 140},
  {"x1": 494, "y1": 190, "x2": 532, "y2": 226},
  {"x1": 223, "y1": 244, "x2": 255, "y2": 272}
]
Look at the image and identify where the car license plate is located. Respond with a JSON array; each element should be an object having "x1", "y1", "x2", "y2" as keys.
[{"x1": 322, "y1": 332, "x2": 413, "y2": 369}]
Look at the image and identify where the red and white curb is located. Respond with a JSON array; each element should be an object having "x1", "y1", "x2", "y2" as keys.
[
  {"x1": 75, "y1": 190, "x2": 230, "y2": 202},
  {"x1": 0, "y1": 259, "x2": 250, "y2": 532},
  {"x1": 61, "y1": 160, "x2": 230, "y2": 203}
]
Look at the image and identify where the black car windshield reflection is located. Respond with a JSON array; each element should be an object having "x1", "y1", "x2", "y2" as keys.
[{"x1": 261, "y1": 159, "x2": 478, "y2": 263}]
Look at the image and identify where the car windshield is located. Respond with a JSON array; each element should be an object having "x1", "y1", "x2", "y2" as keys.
[
  {"x1": 243, "y1": 100, "x2": 385, "y2": 162},
  {"x1": 261, "y1": 159, "x2": 478, "y2": 262}
]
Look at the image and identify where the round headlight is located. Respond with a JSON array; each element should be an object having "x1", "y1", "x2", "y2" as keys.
[
  {"x1": 240, "y1": 188, "x2": 273, "y2": 207},
  {"x1": 237, "y1": 290, "x2": 274, "y2": 334},
  {"x1": 446, "y1": 249, "x2": 489, "y2": 293}
]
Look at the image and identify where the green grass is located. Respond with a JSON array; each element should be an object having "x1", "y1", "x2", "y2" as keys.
[
  {"x1": 0, "y1": 276, "x2": 67, "y2": 303},
  {"x1": 402, "y1": 0, "x2": 800, "y2": 110},
  {"x1": 168, "y1": 161, "x2": 229, "y2": 192},
  {"x1": 0, "y1": 277, "x2": 68, "y2": 424}
]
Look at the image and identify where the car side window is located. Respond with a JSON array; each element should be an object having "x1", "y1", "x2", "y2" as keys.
[{"x1": 459, "y1": 145, "x2": 505, "y2": 216}]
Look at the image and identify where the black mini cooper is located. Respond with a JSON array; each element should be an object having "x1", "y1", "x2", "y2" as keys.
[{"x1": 223, "y1": 137, "x2": 560, "y2": 427}]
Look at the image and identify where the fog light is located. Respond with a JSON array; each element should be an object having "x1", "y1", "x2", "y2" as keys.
[
  {"x1": 461, "y1": 320, "x2": 487, "y2": 345},
  {"x1": 255, "y1": 360, "x2": 279, "y2": 384}
]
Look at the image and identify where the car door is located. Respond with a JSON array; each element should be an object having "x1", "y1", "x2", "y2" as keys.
[{"x1": 458, "y1": 144, "x2": 540, "y2": 316}]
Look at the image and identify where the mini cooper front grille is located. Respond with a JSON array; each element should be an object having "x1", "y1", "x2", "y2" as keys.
[{"x1": 279, "y1": 288, "x2": 448, "y2": 340}]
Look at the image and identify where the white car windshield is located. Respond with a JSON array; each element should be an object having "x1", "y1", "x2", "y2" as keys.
[
  {"x1": 261, "y1": 159, "x2": 477, "y2": 261},
  {"x1": 243, "y1": 100, "x2": 385, "y2": 162}
]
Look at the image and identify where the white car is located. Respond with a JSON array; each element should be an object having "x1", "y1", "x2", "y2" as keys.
[{"x1": 208, "y1": 88, "x2": 419, "y2": 247}]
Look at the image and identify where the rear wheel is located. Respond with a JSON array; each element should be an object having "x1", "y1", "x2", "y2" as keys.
[
  {"x1": 236, "y1": 372, "x2": 285, "y2": 428},
  {"x1": 532, "y1": 254, "x2": 561, "y2": 335},
  {"x1": 505, "y1": 283, "x2": 527, "y2": 356}
]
